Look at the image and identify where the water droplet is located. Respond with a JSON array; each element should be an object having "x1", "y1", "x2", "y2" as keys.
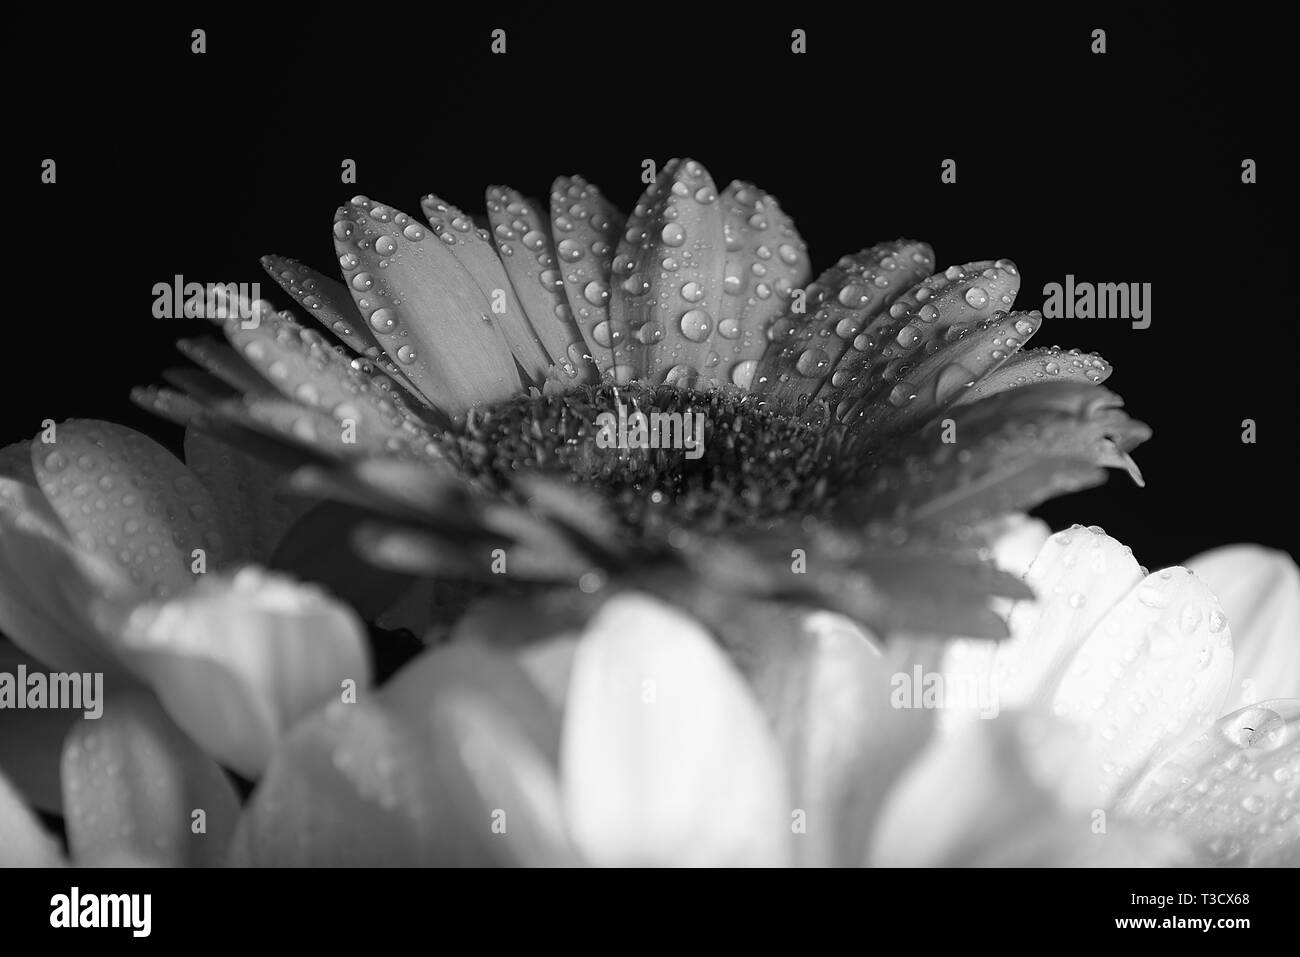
[
  {"x1": 680, "y1": 309, "x2": 712, "y2": 342},
  {"x1": 731, "y1": 359, "x2": 757, "y2": 388},
  {"x1": 661, "y1": 223, "x2": 686, "y2": 247},
  {"x1": 795, "y1": 348, "x2": 830, "y2": 377}
]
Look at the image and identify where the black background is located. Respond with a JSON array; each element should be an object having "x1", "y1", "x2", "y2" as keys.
[{"x1": 11, "y1": 4, "x2": 1296, "y2": 568}]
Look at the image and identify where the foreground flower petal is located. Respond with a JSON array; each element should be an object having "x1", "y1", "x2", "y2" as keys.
[
  {"x1": 0, "y1": 507, "x2": 135, "y2": 678},
  {"x1": 31, "y1": 420, "x2": 227, "y2": 600},
  {"x1": 561, "y1": 592, "x2": 790, "y2": 866},
  {"x1": 0, "y1": 639, "x2": 78, "y2": 812},
  {"x1": 1120, "y1": 700, "x2": 1300, "y2": 866},
  {"x1": 1186, "y1": 545, "x2": 1300, "y2": 711},
  {"x1": 61, "y1": 693, "x2": 240, "y2": 866},
  {"x1": 0, "y1": 764, "x2": 64, "y2": 866},
  {"x1": 869, "y1": 715, "x2": 1189, "y2": 866},
  {"x1": 228, "y1": 700, "x2": 451, "y2": 866},
  {"x1": 117, "y1": 568, "x2": 371, "y2": 778},
  {"x1": 749, "y1": 612, "x2": 941, "y2": 866},
  {"x1": 1050, "y1": 566, "x2": 1233, "y2": 805}
]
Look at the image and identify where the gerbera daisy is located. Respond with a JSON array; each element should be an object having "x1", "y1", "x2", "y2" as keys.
[{"x1": 125, "y1": 157, "x2": 1148, "y2": 646}]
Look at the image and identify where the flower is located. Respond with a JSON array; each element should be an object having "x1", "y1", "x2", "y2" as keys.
[
  {"x1": 3, "y1": 157, "x2": 1283, "y2": 868},
  {"x1": 121, "y1": 157, "x2": 1150, "y2": 647}
]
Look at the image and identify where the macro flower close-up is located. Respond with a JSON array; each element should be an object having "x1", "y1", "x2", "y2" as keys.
[
  {"x1": 1, "y1": 154, "x2": 1295, "y2": 870},
  {"x1": 3, "y1": 13, "x2": 1295, "y2": 909}
]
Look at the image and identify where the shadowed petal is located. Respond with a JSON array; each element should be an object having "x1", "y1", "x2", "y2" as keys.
[
  {"x1": 0, "y1": 764, "x2": 64, "y2": 866},
  {"x1": 819, "y1": 258, "x2": 1019, "y2": 429},
  {"x1": 755, "y1": 239, "x2": 932, "y2": 408},
  {"x1": 562, "y1": 592, "x2": 790, "y2": 866},
  {"x1": 849, "y1": 309, "x2": 1044, "y2": 437},
  {"x1": 183, "y1": 429, "x2": 311, "y2": 563},
  {"x1": 61, "y1": 693, "x2": 240, "y2": 866},
  {"x1": 0, "y1": 639, "x2": 78, "y2": 812},
  {"x1": 217, "y1": 307, "x2": 433, "y2": 453},
  {"x1": 858, "y1": 383, "x2": 1151, "y2": 527},
  {"x1": 1186, "y1": 545, "x2": 1300, "y2": 710},
  {"x1": 955, "y1": 346, "x2": 1112, "y2": 405}
]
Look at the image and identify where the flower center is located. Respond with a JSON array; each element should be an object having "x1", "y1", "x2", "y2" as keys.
[{"x1": 444, "y1": 384, "x2": 858, "y2": 532}]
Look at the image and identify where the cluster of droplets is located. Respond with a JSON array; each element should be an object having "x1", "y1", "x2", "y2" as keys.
[
  {"x1": 482, "y1": 185, "x2": 596, "y2": 386},
  {"x1": 1130, "y1": 702, "x2": 1298, "y2": 865},
  {"x1": 606, "y1": 160, "x2": 808, "y2": 392}
]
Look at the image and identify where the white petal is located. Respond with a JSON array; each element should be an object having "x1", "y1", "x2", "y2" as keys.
[
  {"x1": 1050, "y1": 566, "x2": 1234, "y2": 806},
  {"x1": 228, "y1": 700, "x2": 455, "y2": 866},
  {"x1": 379, "y1": 641, "x2": 573, "y2": 864},
  {"x1": 61, "y1": 693, "x2": 240, "y2": 866},
  {"x1": 1120, "y1": 699, "x2": 1299, "y2": 866},
  {"x1": 869, "y1": 714, "x2": 1189, "y2": 866},
  {"x1": 562, "y1": 593, "x2": 790, "y2": 866},
  {"x1": 0, "y1": 508, "x2": 135, "y2": 679},
  {"x1": 980, "y1": 512, "x2": 1052, "y2": 578},
  {"x1": 754, "y1": 611, "x2": 942, "y2": 866},
  {"x1": 1186, "y1": 545, "x2": 1300, "y2": 711},
  {"x1": 118, "y1": 568, "x2": 371, "y2": 778},
  {"x1": 421, "y1": 688, "x2": 578, "y2": 865}
]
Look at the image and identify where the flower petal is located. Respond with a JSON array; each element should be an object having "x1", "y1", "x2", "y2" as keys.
[
  {"x1": 746, "y1": 611, "x2": 942, "y2": 866},
  {"x1": 819, "y1": 258, "x2": 1019, "y2": 430},
  {"x1": 228, "y1": 699, "x2": 454, "y2": 866},
  {"x1": 0, "y1": 763, "x2": 64, "y2": 866},
  {"x1": 483, "y1": 186, "x2": 597, "y2": 388},
  {"x1": 561, "y1": 592, "x2": 790, "y2": 866},
  {"x1": 217, "y1": 307, "x2": 433, "y2": 454},
  {"x1": 31, "y1": 420, "x2": 227, "y2": 601},
  {"x1": 549, "y1": 175, "x2": 625, "y2": 380},
  {"x1": 1049, "y1": 565, "x2": 1234, "y2": 806},
  {"x1": 416, "y1": 687, "x2": 579, "y2": 865},
  {"x1": 1119, "y1": 699, "x2": 1299, "y2": 866},
  {"x1": 61, "y1": 693, "x2": 240, "y2": 866},
  {"x1": 848, "y1": 309, "x2": 1044, "y2": 437},
  {"x1": 183, "y1": 429, "x2": 311, "y2": 563},
  {"x1": 978, "y1": 524, "x2": 1146, "y2": 715},
  {"x1": 955, "y1": 345, "x2": 1112, "y2": 405},
  {"x1": 608, "y1": 159, "x2": 726, "y2": 386},
  {"x1": 869, "y1": 714, "x2": 1189, "y2": 866},
  {"x1": 858, "y1": 383, "x2": 1151, "y2": 527},
  {"x1": 755, "y1": 239, "x2": 933, "y2": 409},
  {"x1": 0, "y1": 639, "x2": 78, "y2": 813},
  {"x1": 1185, "y1": 545, "x2": 1300, "y2": 711},
  {"x1": 421, "y1": 191, "x2": 553, "y2": 383},
  {"x1": 707, "y1": 181, "x2": 810, "y2": 391},
  {"x1": 117, "y1": 568, "x2": 371, "y2": 778},
  {"x1": 333, "y1": 195, "x2": 522, "y2": 413},
  {"x1": 0, "y1": 508, "x2": 135, "y2": 677},
  {"x1": 382, "y1": 641, "x2": 562, "y2": 766}
]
